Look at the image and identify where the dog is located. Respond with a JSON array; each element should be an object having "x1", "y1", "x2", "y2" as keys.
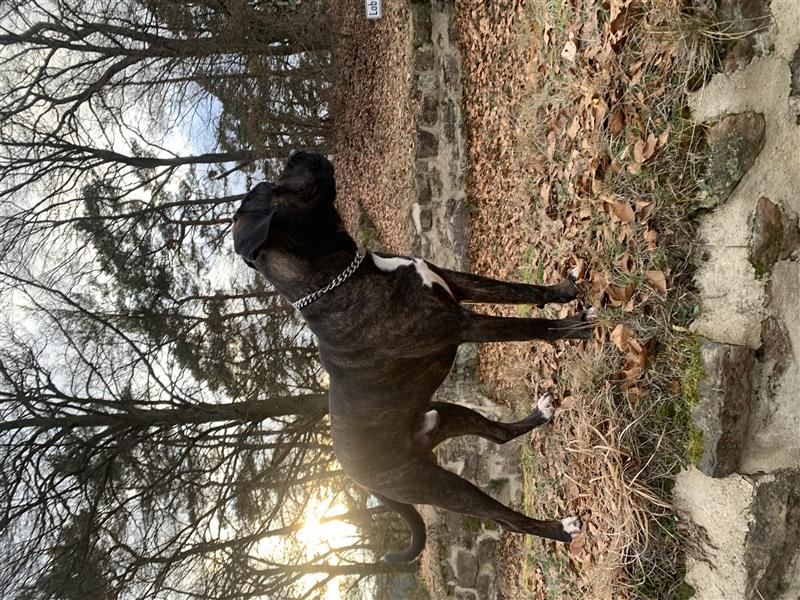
[{"x1": 233, "y1": 150, "x2": 594, "y2": 562}]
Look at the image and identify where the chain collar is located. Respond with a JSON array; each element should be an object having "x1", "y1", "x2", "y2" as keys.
[{"x1": 292, "y1": 252, "x2": 365, "y2": 311}]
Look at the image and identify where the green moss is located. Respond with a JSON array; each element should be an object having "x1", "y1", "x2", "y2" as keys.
[
  {"x1": 462, "y1": 515, "x2": 482, "y2": 533},
  {"x1": 677, "y1": 336, "x2": 705, "y2": 464}
]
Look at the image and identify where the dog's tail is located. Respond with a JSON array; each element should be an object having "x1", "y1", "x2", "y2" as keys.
[{"x1": 373, "y1": 493, "x2": 426, "y2": 563}]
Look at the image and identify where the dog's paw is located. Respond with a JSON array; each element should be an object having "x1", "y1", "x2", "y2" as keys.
[
  {"x1": 567, "y1": 266, "x2": 580, "y2": 282},
  {"x1": 536, "y1": 392, "x2": 555, "y2": 421},
  {"x1": 583, "y1": 307, "x2": 597, "y2": 321},
  {"x1": 560, "y1": 515, "x2": 582, "y2": 540}
]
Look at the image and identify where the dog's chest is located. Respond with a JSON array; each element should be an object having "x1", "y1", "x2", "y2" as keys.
[{"x1": 370, "y1": 253, "x2": 453, "y2": 297}]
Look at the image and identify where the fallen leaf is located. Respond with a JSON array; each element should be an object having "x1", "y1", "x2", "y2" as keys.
[
  {"x1": 609, "y1": 108, "x2": 625, "y2": 136},
  {"x1": 619, "y1": 252, "x2": 634, "y2": 273},
  {"x1": 567, "y1": 117, "x2": 580, "y2": 139},
  {"x1": 610, "y1": 323, "x2": 634, "y2": 351},
  {"x1": 606, "y1": 282, "x2": 634, "y2": 306},
  {"x1": 607, "y1": 199, "x2": 634, "y2": 223},
  {"x1": 645, "y1": 269, "x2": 667, "y2": 294},
  {"x1": 636, "y1": 200, "x2": 654, "y2": 221},
  {"x1": 643, "y1": 132, "x2": 657, "y2": 161},
  {"x1": 644, "y1": 228, "x2": 658, "y2": 250},
  {"x1": 633, "y1": 138, "x2": 645, "y2": 163},
  {"x1": 561, "y1": 40, "x2": 577, "y2": 62}
]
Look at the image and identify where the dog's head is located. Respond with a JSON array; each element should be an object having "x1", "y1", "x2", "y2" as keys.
[{"x1": 233, "y1": 151, "x2": 338, "y2": 267}]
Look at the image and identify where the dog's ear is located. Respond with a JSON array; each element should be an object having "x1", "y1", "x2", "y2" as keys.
[
  {"x1": 233, "y1": 210, "x2": 274, "y2": 268},
  {"x1": 233, "y1": 184, "x2": 275, "y2": 268}
]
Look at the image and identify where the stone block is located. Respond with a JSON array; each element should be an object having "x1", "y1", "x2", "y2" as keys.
[
  {"x1": 421, "y1": 93, "x2": 439, "y2": 127},
  {"x1": 417, "y1": 129, "x2": 439, "y2": 159},
  {"x1": 411, "y1": 2, "x2": 432, "y2": 48},
  {"x1": 702, "y1": 111, "x2": 766, "y2": 208},
  {"x1": 414, "y1": 46, "x2": 434, "y2": 72},
  {"x1": 693, "y1": 339, "x2": 755, "y2": 477},
  {"x1": 454, "y1": 549, "x2": 477, "y2": 586}
]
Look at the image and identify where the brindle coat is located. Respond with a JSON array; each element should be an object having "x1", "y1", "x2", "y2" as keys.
[{"x1": 233, "y1": 151, "x2": 593, "y2": 562}]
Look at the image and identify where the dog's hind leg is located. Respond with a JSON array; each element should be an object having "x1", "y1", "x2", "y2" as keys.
[
  {"x1": 421, "y1": 393, "x2": 556, "y2": 449},
  {"x1": 386, "y1": 458, "x2": 580, "y2": 543},
  {"x1": 461, "y1": 307, "x2": 596, "y2": 343},
  {"x1": 433, "y1": 266, "x2": 580, "y2": 306}
]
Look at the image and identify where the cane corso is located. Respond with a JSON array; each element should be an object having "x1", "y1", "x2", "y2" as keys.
[{"x1": 233, "y1": 150, "x2": 594, "y2": 562}]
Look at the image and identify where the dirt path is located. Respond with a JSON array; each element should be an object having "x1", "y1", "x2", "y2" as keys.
[{"x1": 674, "y1": 2, "x2": 800, "y2": 598}]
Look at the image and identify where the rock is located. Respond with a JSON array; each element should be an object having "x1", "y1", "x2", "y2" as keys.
[
  {"x1": 750, "y1": 196, "x2": 784, "y2": 277},
  {"x1": 411, "y1": 3, "x2": 432, "y2": 48},
  {"x1": 760, "y1": 317, "x2": 793, "y2": 381},
  {"x1": 416, "y1": 170, "x2": 432, "y2": 204},
  {"x1": 476, "y1": 536, "x2": 497, "y2": 564},
  {"x1": 693, "y1": 339, "x2": 755, "y2": 477},
  {"x1": 414, "y1": 47, "x2": 434, "y2": 72},
  {"x1": 417, "y1": 129, "x2": 439, "y2": 158},
  {"x1": 454, "y1": 549, "x2": 477, "y2": 587},
  {"x1": 675, "y1": 468, "x2": 800, "y2": 600},
  {"x1": 790, "y1": 44, "x2": 800, "y2": 98},
  {"x1": 745, "y1": 470, "x2": 800, "y2": 600},
  {"x1": 443, "y1": 99, "x2": 457, "y2": 143},
  {"x1": 419, "y1": 207, "x2": 432, "y2": 231},
  {"x1": 442, "y1": 55, "x2": 460, "y2": 88},
  {"x1": 703, "y1": 111, "x2": 766, "y2": 209},
  {"x1": 779, "y1": 206, "x2": 799, "y2": 260},
  {"x1": 421, "y1": 94, "x2": 438, "y2": 127},
  {"x1": 717, "y1": 0, "x2": 774, "y2": 74},
  {"x1": 476, "y1": 571, "x2": 494, "y2": 598}
]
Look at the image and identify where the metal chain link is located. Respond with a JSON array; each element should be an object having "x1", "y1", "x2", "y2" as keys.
[{"x1": 292, "y1": 252, "x2": 365, "y2": 311}]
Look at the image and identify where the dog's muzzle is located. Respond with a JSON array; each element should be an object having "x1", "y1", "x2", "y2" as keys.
[{"x1": 233, "y1": 183, "x2": 278, "y2": 268}]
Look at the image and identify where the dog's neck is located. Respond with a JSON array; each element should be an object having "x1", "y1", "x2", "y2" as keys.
[{"x1": 253, "y1": 224, "x2": 359, "y2": 305}]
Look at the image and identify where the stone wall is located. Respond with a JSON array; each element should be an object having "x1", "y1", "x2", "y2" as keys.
[
  {"x1": 410, "y1": 0, "x2": 469, "y2": 270},
  {"x1": 675, "y1": 1, "x2": 800, "y2": 598},
  {"x1": 409, "y1": 3, "x2": 522, "y2": 599}
]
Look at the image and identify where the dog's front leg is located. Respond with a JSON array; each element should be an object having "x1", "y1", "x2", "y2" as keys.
[
  {"x1": 460, "y1": 308, "x2": 596, "y2": 343},
  {"x1": 432, "y1": 266, "x2": 579, "y2": 306}
]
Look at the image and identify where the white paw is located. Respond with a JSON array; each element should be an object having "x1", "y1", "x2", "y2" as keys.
[
  {"x1": 537, "y1": 392, "x2": 555, "y2": 420},
  {"x1": 584, "y1": 307, "x2": 597, "y2": 321},
  {"x1": 567, "y1": 266, "x2": 580, "y2": 281},
  {"x1": 422, "y1": 409, "x2": 440, "y2": 433},
  {"x1": 560, "y1": 515, "x2": 582, "y2": 539}
]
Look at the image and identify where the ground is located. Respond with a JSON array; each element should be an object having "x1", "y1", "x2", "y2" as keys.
[{"x1": 331, "y1": 0, "x2": 799, "y2": 598}]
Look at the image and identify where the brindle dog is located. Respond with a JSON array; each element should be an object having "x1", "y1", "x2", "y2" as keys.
[{"x1": 233, "y1": 151, "x2": 594, "y2": 562}]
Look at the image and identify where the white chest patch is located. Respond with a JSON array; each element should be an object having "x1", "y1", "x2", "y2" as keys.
[{"x1": 370, "y1": 254, "x2": 454, "y2": 297}]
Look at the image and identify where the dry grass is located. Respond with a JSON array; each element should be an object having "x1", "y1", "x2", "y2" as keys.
[{"x1": 456, "y1": 0, "x2": 717, "y2": 598}]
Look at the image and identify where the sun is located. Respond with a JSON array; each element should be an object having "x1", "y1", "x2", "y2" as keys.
[{"x1": 296, "y1": 496, "x2": 363, "y2": 599}]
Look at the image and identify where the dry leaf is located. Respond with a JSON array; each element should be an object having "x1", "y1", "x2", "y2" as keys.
[
  {"x1": 606, "y1": 282, "x2": 634, "y2": 306},
  {"x1": 561, "y1": 40, "x2": 577, "y2": 62},
  {"x1": 619, "y1": 252, "x2": 634, "y2": 273},
  {"x1": 644, "y1": 228, "x2": 658, "y2": 250},
  {"x1": 636, "y1": 200, "x2": 654, "y2": 221},
  {"x1": 645, "y1": 269, "x2": 667, "y2": 294},
  {"x1": 609, "y1": 200, "x2": 635, "y2": 223},
  {"x1": 609, "y1": 109, "x2": 625, "y2": 136},
  {"x1": 566, "y1": 117, "x2": 580, "y2": 139},
  {"x1": 610, "y1": 323, "x2": 634, "y2": 351},
  {"x1": 633, "y1": 138, "x2": 645, "y2": 163},
  {"x1": 643, "y1": 132, "x2": 657, "y2": 161}
]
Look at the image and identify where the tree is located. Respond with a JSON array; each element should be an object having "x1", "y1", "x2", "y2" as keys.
[{"x1": 0, "y1": 1, "x2": 416, "y2": 596}]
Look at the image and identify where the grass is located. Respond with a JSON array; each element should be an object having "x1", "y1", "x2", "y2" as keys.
[{"x1": 490, "y1": 0, "x2": 719, "y2": 598}]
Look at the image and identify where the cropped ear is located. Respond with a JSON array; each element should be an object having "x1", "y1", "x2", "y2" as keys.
[{"x1": 233, "y1": 207, "x2": 275, "y2": 268}]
